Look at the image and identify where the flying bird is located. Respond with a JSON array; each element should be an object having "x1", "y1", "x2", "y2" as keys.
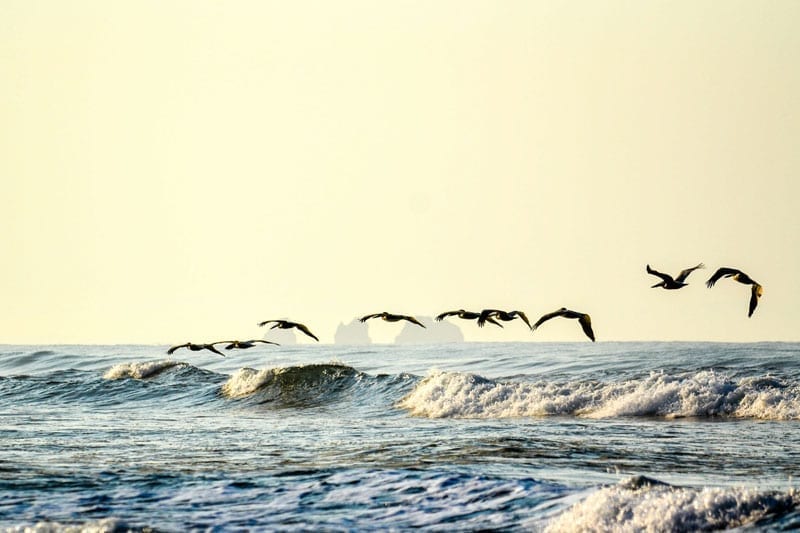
[
  {"x1": 477, "y1": 309, "x2": 532, "y2": 329},
  {"x1": 532, "y1": 308, "x2": 595, "y2": 342},
  {"x1": 360, "y1": 312, "x2": 426, "y2": 328},
  {"x1": 166, "y1": 342, "x2": 227, "y2": 357},
  {"x1": 646, "y1": 263, "x2": 705, "y2": 290},
  {"x1": 435, "y1": 309, "x2": 503, "y2": 327},
  {"x1": 705, "y1": 267, "x2": 763, "y2": 317},
  {"x1": 215, "y1": 339, "x2": 280, "y2": 350},
  {"x1": 257, "y1": 320, "x2": 320, "y2": 341}
]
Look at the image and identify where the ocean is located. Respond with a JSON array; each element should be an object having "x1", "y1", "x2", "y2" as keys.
[{"x1": 1, "y1": 341, "x2": 799, "y2": 531}]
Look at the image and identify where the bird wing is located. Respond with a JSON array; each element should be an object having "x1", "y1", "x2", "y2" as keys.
[
  {"x1": 435, "y1": 311, "x2": 458, "y2": 321},
  {"x1": 578, "y1": 314, "x2": 595, "y2": 342},
  {"x1": 477, "y1": 309, "x2": 501, "y2": 327},
  {"x1": 359, "y1": 313, "x2": 382, "y2": 323},
  {"x1": 532, "y1": 309, "x2": 566, "y2": 330},
  {"x1": 257, "y1": 319, "x2": 280, "y2": 327},
  {"x1": 485, "y1": 317, "x2": 504, "y2": 328},
  {"x1": 706, "y1": 267, "x2": 741, "y2": 288},
  {"x1": 675, "y1": 263, "x2": 705, "y2": 283},
  {"x1": 295, "y1": 323, "x2": 320, "y2": 341},
  {"x1": 513, "y1": 311, "x2": 532, "y2": 329},
  {"x1": 402, "y1": 315, "x2": 426, "y2": 328},
  {"x1": 210, "y1": 340, "x2": 237, "y2": 349},
  {"x1": 166, "y1": 343, "x2": 189, "y2": 355},
  {"x1": 646, "y1": 264, "x2": 673, "y2": 283},
  {"x1": 253, "y1": 339, "x2": 280, "y2": 346},
  {"x1": 748, "y1": 283, "x2": 763, "y2": 317},
  {"x1": 205, "y1": 344, "x2": 226, "y2": 357}
]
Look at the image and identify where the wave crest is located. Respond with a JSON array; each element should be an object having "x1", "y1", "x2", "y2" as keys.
[
  {"x1": 397, "y1": 369, "x2": 800, "y2": 420},
  {"x1": 103, "y1": 360, "x2": 185, "y2": 380},
  {"x1": 221, "y1": 363, "x2": 360, "y2": 404},
  {"x1": 545, "y1": 476, "x2": 796, "y2": 532}
]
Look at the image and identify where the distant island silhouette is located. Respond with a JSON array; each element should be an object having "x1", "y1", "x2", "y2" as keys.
[
  {"x1": 334, "y1": 318, "x2": 372, "y2": 345},
  {"x1": 333, "y1": 315, "x2": 465, "y2": 344}
]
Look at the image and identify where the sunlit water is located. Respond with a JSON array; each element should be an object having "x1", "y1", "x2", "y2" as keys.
[{"x1": 1, "y1": 342, "x2": 799, "y2": 531}]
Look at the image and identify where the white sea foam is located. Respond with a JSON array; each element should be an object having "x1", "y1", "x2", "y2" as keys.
[
  {"x1": 2, "y1": 518, "x2": 126, "y2": 533},
  {"x1": 545, "y1": 476, "x2": 796, "y2": 532},
  {"x1": 221, "y1": 367, "x2": 277, "y2": 398},
  {"x1": 397, "y1": 369, "x2": 800, "y2": 420},
  {"x1": 103, "y1": 360, "x2": 183, "y2": 380},
  {"x1": 220, "y1": 362, "x2": 355, "y2": 399}
]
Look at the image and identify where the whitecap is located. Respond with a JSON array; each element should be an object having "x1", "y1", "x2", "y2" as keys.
[
  {"x1": 397, "y1": 369, "x2": 800, "y2": 420},
  {"x1": 103, "y1": 360, "x2": 183, "y2": 380},
  {"x1": 545, "y1": 476, "x2": 796, "y2": 532},
  {"x1": 2, "y1": 517, "x2": 128, "y2": 533}
]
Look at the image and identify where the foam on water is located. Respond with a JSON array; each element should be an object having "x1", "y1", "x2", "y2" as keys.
[
  {"x1": 2, "y1": 518, "x2": 128, "y2": 533},
  {"x1": 545, "y1": 476, "x2": 797, "y2": 532},
  {"x1": 221, "y1": 362, "x2": 359, "y2": 399},
  {"x1": 103, "y1": 360, "x2": 184, "y2": 380},
  {"x1": 398, "y1": 369, "x2": 800, "y2": 420}
]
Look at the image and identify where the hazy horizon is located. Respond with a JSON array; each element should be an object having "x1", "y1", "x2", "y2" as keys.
[{"x1": 2, "y1": 1, "x2": 799, "y2": 344}]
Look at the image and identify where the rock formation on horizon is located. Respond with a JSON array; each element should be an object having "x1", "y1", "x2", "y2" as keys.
[{"x1": 334, "y1": 318, "x2": 372, "y2": 345}]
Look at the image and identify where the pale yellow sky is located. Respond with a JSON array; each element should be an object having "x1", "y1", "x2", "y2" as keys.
[{"x1": 2, "y1": 1, "x2": 798, "y2": 344}]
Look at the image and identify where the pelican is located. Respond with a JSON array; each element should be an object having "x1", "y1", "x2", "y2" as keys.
[
  {"x1": 646, "y1": 263, "x2": 705, "y2": 290},
  {"x1": 214, "y1": 339, "x2": 280, "y2": 350},
  {"x1": 531, "y1": 308, "x2": 595, "y2": 342},
  {"x1": 477, "y1": 309, "x2": 532, "y2": 329},
  {"x1": 360, "y1": 312, "x2": 426, "y2": 328},
  {"x1": 257, "y1": 319, "x2": 320, "y2": 341},
  {"x1": 435, "y1": 309, "x2": 503, "y2": 328},
  {"x1": 705, "y1": 267, "x2": 763, "y2": 317},
  {"x1": 166, "y1": 342, "x2": 226, "y2": 357}
]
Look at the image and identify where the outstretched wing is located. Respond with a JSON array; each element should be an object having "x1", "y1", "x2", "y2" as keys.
[
  {"x1": 748, "y1": 283, "x2": 763, "y2": 317},
  {"x1": 675, "y1": 263, "x2": 705, "y2": 283},
  {"x1": 253, "y1": 339, "x2": 280, "y2": 346},
  {"x1": 485, "y1": 317, "x2": 504, "y2": 328},
  {"x1": 211, "y1": 340, "x2": 237, "y2": 349},
  {"x1": 295, "y1": 323, "x2": 320, "y2": 341},
  {"x1": 477, "y1": 309, "x2": 501, "y2": 327},
  {"x1": 166, "y1": 343, "x2": 188, "y2": 355},
  {"x1": 205, "y1": 344, "x2": 226, "y2": 357},
  {"x1": 646, "y1": 264, "x2": 673, "y2": 283},
  {"x1": 513, "y1": 311, "x2": 532, "y2": 329},
  {"x1": 359, "y1": 313, "x2": 382, "y2": 323},
  {"x1": 706, "y1": 267, "x2": 741, "y2": 288},
  {"x1": 257, "y1": 319, "x2": 280, "y2": 327},
  {"x1": 578, "y1": 314, "x2": 596, "y2": 342},
  {"x1": 402, "y1": 315, "x2": 426, "y2": 328},
  {"x1": 532, "y1": 309, "x2": 566, "y2": 331},
  {"x1": 435, "y1": 310, "x2": 459, "y2": 321}
]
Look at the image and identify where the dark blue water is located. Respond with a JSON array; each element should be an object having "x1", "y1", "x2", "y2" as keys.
[{"x1": 1, "y1": 342, "x2": 799, "y2": 531}]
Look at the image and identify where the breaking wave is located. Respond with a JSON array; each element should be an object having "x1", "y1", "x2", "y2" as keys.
[
  {"x1": 545, "y1": 475, "x2": 797, "y2": 532},
  {"x1": 397, "y1": 369, "x2": 800, "y2": 420},
  {"x1": 103, "y1": 360, "x2": 186, "y2": 380},
  {"x1": 221, "y1": 363, "x2": 363, "y2": 405}
]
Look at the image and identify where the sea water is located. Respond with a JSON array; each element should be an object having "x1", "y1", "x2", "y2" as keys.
[{"x1": 1, "y1": 342, "x2": 799, "y2": 531}]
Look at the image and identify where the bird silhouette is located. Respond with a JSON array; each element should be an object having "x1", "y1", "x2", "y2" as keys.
[
  {"x1": 706, "y1": 267, "x2": 763, "y2": 317},
  {"x1": 476, "y1": 309, "x2": 532, "y2": 329},
  {"x1": 215, "y1": 339, "x2": 280, "y2": 350},
  {"x1": 435, "y1": 309, "x2": 503, "y2": 327},
  {"x1": 360, "y1": 312, "x2": 426, "y2": 328},
  {"x1": 257, "y1": 320, "x2": 320, "y2": 341},
  {"x1": 166, "y1": 342, "x2": 227, "y2": 357},
  {"x1": 646, "y1": 263, "x2": 705, "y2": 290},
  {"x1": 532, "y1": 308, "x2": 595, "y2": 342}
]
